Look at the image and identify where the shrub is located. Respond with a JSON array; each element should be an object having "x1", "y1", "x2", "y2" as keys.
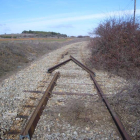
[{"x1": 89, "y1": 16, "x2": 140, "y2": 79}]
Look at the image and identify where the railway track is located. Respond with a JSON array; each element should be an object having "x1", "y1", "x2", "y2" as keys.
[{"x1": 2, "y1": 42, "x2": 130, "y2": 140}]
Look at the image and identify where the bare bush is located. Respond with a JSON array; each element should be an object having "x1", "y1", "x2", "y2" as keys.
[{"x1": 89, "y1": 16, "x2": 140, "y2": 79}]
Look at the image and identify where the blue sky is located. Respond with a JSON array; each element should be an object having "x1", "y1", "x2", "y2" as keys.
[{"x1": 0, "y1": 0, "x2": 140, "y2": 36}]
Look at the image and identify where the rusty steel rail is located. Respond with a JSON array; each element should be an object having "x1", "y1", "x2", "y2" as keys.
[
  {"x1": 90, "y1": 74, "x2": 131, "y2": 140},
  {"x1": 70, "y1": 55, "x2": 95, "y2": 76},
  {"x1": 47, "y1": 56, "x2": 95, "y2": 76},
  {"x1": 20, "y1": 72, "x2": 59, "y2": 140},
  {"x1": 47, "y1": 58, "x2": 71, "y2": 73}
]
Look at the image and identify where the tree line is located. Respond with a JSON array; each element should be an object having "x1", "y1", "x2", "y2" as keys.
[{"x1": 22, "y1": 30, "x2": 67, "y2": 38}]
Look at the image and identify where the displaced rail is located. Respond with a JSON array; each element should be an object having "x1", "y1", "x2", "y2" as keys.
[
  {"x1": 47, "y1": 55, "x2": 95, "y2": 76},
  {"x1": 20, "y1": 72, "x2": 59, "y2": 140},
  {"x1": 47, "y1": 59, "x2": 71, "y2": 73}
]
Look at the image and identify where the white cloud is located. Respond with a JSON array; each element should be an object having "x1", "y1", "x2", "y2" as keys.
[
  {"x1": 11, "y1": 9, "x2": 140, "y2": 24},
  {"x1": 17, "y1": 10, "x2": 140, "y2": 26},
  {"x1": 1, "y1": 9, "x2": 140, "y2": 34}
]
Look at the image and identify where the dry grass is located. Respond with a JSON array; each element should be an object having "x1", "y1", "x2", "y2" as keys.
[
  {"x1": 0, "y1": 38, "x2": 86, "y2": 79},
  {"x1": 0, "y1": 37, "x2": 71, "y2": 42},
  {"x1": 108, "y1": 81, "x2": 140, "y2": 140}
]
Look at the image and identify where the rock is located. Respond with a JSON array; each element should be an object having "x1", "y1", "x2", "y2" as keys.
[
  {"x1": 85, "y1": 127, "x2": 90, "y2": 131},
  {"x1": 73, "y1": 131, "x2": 78, "y2": 136}
]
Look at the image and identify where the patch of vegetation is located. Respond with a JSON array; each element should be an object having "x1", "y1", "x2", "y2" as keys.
[
  {"x1": 22, "y1": 30, "x2": 67, "y2": 38},
  {"x1": 88, "y1": 17, "x2": 140, "y2": 79}
]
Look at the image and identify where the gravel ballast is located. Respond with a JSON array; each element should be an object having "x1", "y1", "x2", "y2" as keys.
[{"x1": 0, "y1": 41, "x2": 128, "y2": 139}]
